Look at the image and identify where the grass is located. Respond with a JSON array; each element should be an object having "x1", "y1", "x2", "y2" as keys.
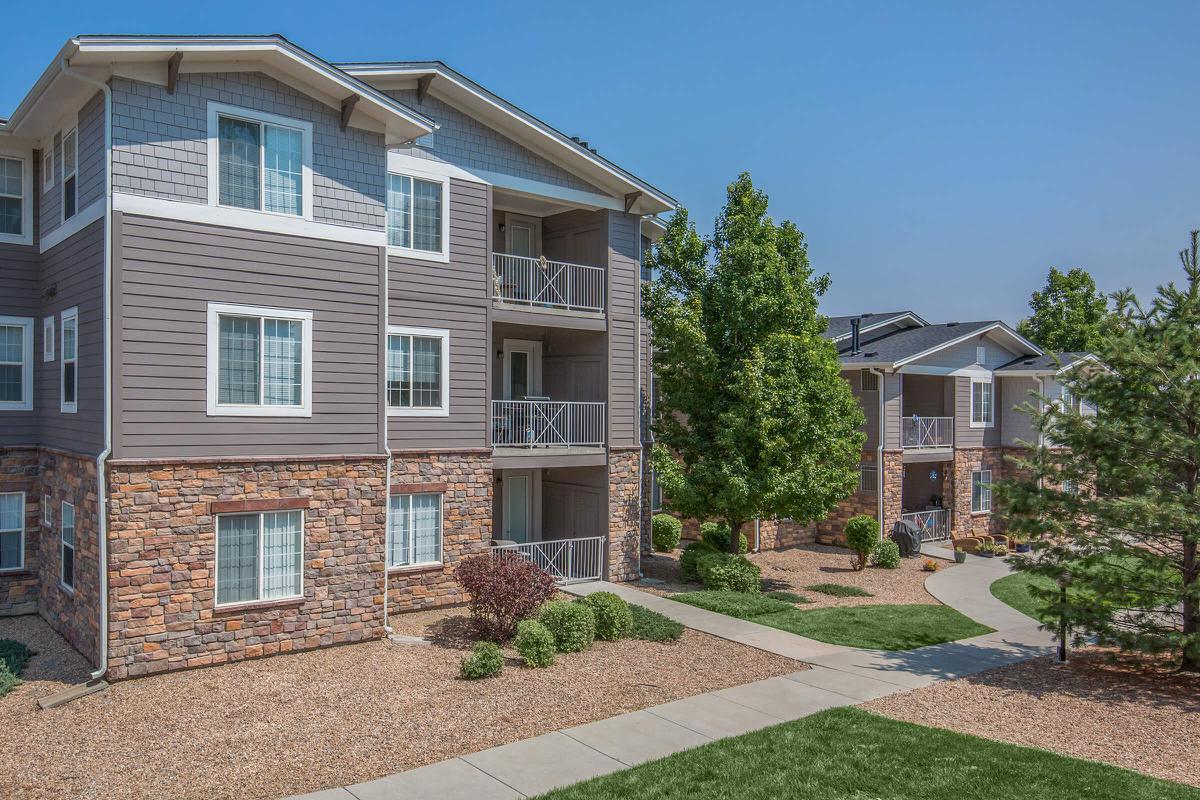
[
  {"x1": 670, "y1": 593, "x2": 993, "y2": 650},
  {"x1": 990, "y1": 572, "x2": 1058, "y2": 622},
  {"x1": 805, "y1": 583, "x2": 873, "y2": 598},
  {"x1": 531, "y1": 707, "x2": 1199, "y2": 800},
  {"x1": 628, "y1": 604, "x2": 684, "y2": 642},
  {"x1": 763, "y1": 590, "x2": 810, "y2": 604}
]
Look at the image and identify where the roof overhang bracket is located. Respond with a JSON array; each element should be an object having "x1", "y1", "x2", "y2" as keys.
[
  {"x1": 340, "y1": 94, "x2": 359, "y2": 131},
  {"x1": 166, "y1": 52, "x2": 183, "y2": 94},
  {"x1": 624, "y1": 191, "x2": 642, "y2": 213},
  {"x1": 416, "y1": 73, "x2": 435, "y2": 103}
]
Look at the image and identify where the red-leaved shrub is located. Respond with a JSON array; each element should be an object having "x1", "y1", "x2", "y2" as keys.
[{"x1": 454, "y1": 553, "x2": 558, "y2": 641}]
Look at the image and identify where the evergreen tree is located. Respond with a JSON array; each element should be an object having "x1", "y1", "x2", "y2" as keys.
[
  {"x1": 1001, "y1": 231, "x2": 1200, "y2": 671},
  {"x1": 1017, "y1": 267, "x2": 1110, "y2": 352},
  {"x1": 643, "y1": 173, "x2": 865, "y2": 553}
]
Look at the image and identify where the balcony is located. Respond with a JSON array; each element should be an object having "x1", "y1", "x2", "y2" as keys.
[
  {"x1": 491, "y1": 253, "x2": 606, "y2": 315},
  {"x1": 492, "y1": 400, "x2": 606, "y2": 449},
  {"x1": 490, "y1": 536, "x2": 606, "y2": 584},
  {"x1": 901, "y1": 416, "x2": 954, "y2": 449},
  {"x1": 900, "y1": 508, "x2": 950, "y2": 542}
]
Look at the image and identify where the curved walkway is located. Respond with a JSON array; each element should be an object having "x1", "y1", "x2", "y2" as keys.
[{"x1": 289, "y1": 550, "x2": 1053, "y2": 800}]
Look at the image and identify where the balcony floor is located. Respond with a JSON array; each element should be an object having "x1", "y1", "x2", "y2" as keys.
[
  {"x1": 491, "y1": 303, "x2": 607, "y2": 331},
  {"x1": 492, "y1": 446, "x2": 607, "y2": 469},
  {"x1": 902, "y1": 447, "x2": 954, "y2": 463}
]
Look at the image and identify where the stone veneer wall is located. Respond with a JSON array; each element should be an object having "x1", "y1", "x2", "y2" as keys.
[
  {"x1": 607, "y1": 448, "x2": 642, "y2": 582},
  {"x1": 815, "y1": 450, "x2": 885, "y2": 546},
  {"x1": 0, "y1": 449, "x2": 41, "y2": 616},
  {"x1": 951, "y1": 447, "x2": 1007, "y2": 539},
  {"x1": 755, "y1": 518, "x2": 817, "y2": 550},
  {"x1": 105, "y1": 457, "x2": 387, "y2": 679},
  {"x1": 385, "y1": 451, "x2": 492, "y2": 614}
]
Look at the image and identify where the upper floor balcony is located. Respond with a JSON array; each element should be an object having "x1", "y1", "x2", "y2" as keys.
[
  {"x1": 491, "y1": 253, "x2": 605, "y2": 315},
  {"x1": 901, "y1": 416, "x2": 954, "y2": 449}
]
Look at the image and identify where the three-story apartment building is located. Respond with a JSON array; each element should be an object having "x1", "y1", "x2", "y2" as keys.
[{"x1": 0, "y1": 35, "x2": 672, "y2": 679}]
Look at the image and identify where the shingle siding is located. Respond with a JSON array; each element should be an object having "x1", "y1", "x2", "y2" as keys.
[{"x1": 111, "y1": 72, "x2": 386, "y2": 230}]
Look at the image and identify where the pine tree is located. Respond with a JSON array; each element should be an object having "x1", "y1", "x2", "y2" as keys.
[
  {"x1": 1001, "y1": 231, "x2": 1200, "y2": 671},
  {"x1": 643, "y1": 173, "x2": 865, "y2": 552}
]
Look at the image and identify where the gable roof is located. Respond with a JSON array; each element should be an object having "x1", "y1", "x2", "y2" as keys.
[
  {"x1": 1, "y1": 35, "x2": 437, "y2": 144},
  {"x1": 835, "y1": 319, "x2": 1043, "y2": 369},
  {"x1": 336, "y1": 61, "x2": 677, "y2": 215},
  {"x1": 994, "y1": 351, "x2": 1099, "y2": 375},
  {"x1": 824, "y1": 311, "x2": 928, "y2": 341}
]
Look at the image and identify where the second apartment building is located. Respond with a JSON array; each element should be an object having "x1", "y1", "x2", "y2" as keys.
[{"x1": 0, "y1": 35, "x2": 672, "y2": 679}]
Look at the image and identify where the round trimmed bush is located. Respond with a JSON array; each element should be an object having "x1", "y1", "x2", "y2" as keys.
[
  {"x1": 514, "y1": 619, "x2": 556, "y2": 668},
  {"x1": 872, "y1": 538, "x2": 901, "y2": 569},
  {"x1": 578, "y1": 592, "x2": 633, "y2": 641},
  {"x1": 680, "y1": 540, "x2": 719, "y2": 582},
  {"x1": 845, "y1": 515, "x2": 880, "y2": 571},
  {"x1": 651, "y1": 514, "x2": 683, "y2": 553},
  {"x1": 460, "y1": 641, "x2": 504, "y2": 679},
  {"x1": 700, "y1": 554, "x2": 762, "y2": 593},
  {"x1": 700, "y1": 522, "x2": 749, "y2": 554},
  {"x1": 538, "y1": 599, "x2": 596, "y2": 653}
]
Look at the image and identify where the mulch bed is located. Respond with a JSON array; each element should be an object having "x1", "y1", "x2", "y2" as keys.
[
  {"x1": 0, "y1": 611, "x2": 801, "y2": 800},
  {"x1": 864, "y1": 647, "x2": 1200, "y2": 787}
]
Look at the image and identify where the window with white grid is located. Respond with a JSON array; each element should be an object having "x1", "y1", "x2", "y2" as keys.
[
  {"x1": 388, "y1": 493, "x2": 442, "y2": 568},
  {"x1": 970, "y1": 379, "x2": 994, "y2": 427},
  {"x1": 60, "y1": 501, "x2": 75, "y2": 590},
  {"x1": 216, "y1": 510, "x2": 304, "y2": 606},
  {"x1": 60, "y1": 308, "x2": 78, "y2": 413},
  {"x1": 387, "y1": 172, "x2": 447, "y2": 257},
  {"x1": 208, "y1": 103, "x2": 311, "y2": 219},
  {"x1": 386, "y1": 326, "x2": 449, "y2": 416},
  {"x1": 61, "y1": 128, "x2": 77, "y2": 221},
  {"x1": 0, "y1": 492, "x2": 24, "y2": 572},
  {"x1": 0, "y1": 316, "x2": 33, "y2": 411},
  {"x1": 41, "y1": 147, "x2": 53, "y2": 192},
  {"x1": 0, "y1": 157, "x2": 23, "y2": 237},
  {"x1": 971, "y1": 469, "x2": 992, "y2": 513},
  {"x1": 207, "y1": 303, "x2": 312, "y2": 417}
]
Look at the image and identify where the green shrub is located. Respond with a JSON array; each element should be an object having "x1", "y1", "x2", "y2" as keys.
[
  {"x1": 672, "y1": 591, "x2": 794, "y2": 619},
  {"x1": 0, "y1": 663, "x2": 18, "y2": 698},
  {"x1": 629, "y1": 604, "x2": 685, "y2": 642},
  {"x1": 514, "y1": 619, "x2": 556, "y2": 668},
  {"x1": 460, "y1": 641, "x2": 504, "y2": 679},
  {"x1": 872, "y1": 539, "x2": 902, "y2": 569},
  {"x1": 0, "y1": 639, "x2": 34, "y2": 676},
  {"x1": 844, "y1": 515, "x2": 880, "y2": 570},
  {"x1": 679, "y1": 540, "x2": 719, "y2": 582},
  {"x1": 764, "y1": 590, "x2": 811, "y2": 604},
  {"x1": 651, "y1": 514, "x2": 683, "y2": 553},
  {"x1": 698, "y1": 553, "x2": 762, "y2": 593},
  {"x1": 538, "y1": 600, "x2": 596, "y2": 653},
  {"x1": 578, "y1": 592, "x2": 633, "y2": 641},
  {"x1": 700, "y1": 522, "x2": 749, "y2": 554},
  {"x1": 806, "y1": 582, "x2": 874, "y2": 598}
]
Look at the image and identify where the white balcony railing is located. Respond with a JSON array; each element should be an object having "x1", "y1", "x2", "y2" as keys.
[
  {"x1": 900, "y1": 509, "x2": 950, "y2": 542},
  {"x1": 491, "y1": 536, "x2": 606, "y2": 584},
  {"x1": 901, "y1": 416, "x2": 954, "y2": 448},
  {"x1": 492, "y1": 400, "x2": 606, "y2": 448},
  {"x1": 491, "y1": 253, "x2": 606, "y2": 314}
]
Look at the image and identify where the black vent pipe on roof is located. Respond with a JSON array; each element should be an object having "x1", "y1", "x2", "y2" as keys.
[{"x1": 850, "y1": 318, "x2": 861, "y2": 355}]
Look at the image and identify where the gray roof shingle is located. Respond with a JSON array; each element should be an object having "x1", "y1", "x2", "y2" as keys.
[
  {"x1": 823, "y1": 311, "x2": 915, "y2": 340},
  {"x1": 994, "y1": 351, "x2": 1092, "y2": 373},
  {"x1": 836, "y1": 321, "x2": 1000, "y2": 365}
]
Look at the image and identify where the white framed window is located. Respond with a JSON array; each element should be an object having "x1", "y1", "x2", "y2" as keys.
[
  {"x1": 859, "y1": 369, "x2": 879, "y2": 392},
  {"x1": 206, "y1": 303, "x2": 313, "y2": 417},
  {"x1": 970, "y1": 378, "x2": 994, "y2": 428},
  {"x1": 207, "y1": 102, "x2": 313, "y2": 220},
  {"x1": 0, "y1": 492, "x2": 24, "y2": 572},
  {"x1": 215, "y1": 510, "x2": 304, "y2": 606},
  {"x1": 971, "y1": 469, "x2": 992, "y2": 514},
  {"x1": 388, "y1": 492, "x2": 443, "y2": 568},
  {"x1": 386, "y1": 325, "x2": 449, "y2": 417},
  {"x1": 859, "y1": 463, "x2": 878, "y2": 493},
  {"x1": 0, "y1": 156, "x2": 27, "y2": 241},
  {"x1": 61, "y1": 127, "x2": 78, "y2": 222},
  {"x1": 60, "y1": 307, "x2": 78, "y2": 413},
  {"x1": 0, "y1": 317, "x2": 33, "y2": 411},
  {"x1": 43, "y1": 316, "x2": 55, "y2": 362},
  {"x1": 42, "y1": 494, "x2": 52, "y2": 528},
  {"x1": 386, "y1": 171, "x2": 447, "y2": 259},
  {"x1": 41, "y1": 146, "x2": 54, "y2": 192},
  {"x1": 976, "y1": 344, "x2": 987, "y2": 365},
  {"x1": 60, "y1": 501, "x2": 75, "y2": 590}
]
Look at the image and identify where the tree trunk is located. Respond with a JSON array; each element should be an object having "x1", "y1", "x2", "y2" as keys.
[
  {"x1": 728, "y1": 520, "x2": 746, "y2": 554},
  {"x1": 1182, "y1": 537, "x2": 1199, "y2": 672}
]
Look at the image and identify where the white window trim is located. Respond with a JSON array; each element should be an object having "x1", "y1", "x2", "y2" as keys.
[
  {"x1": 387, "y1": 492, "x2": 444, "y2": 570},
  {"x1": 0, "y1": 316, "x2": 34, "y2": 411},
  {"x1": 385, "y1": 153, "x2": 451, "y2": 264},
  {"x1": 386, "y1": 325, "x2": 450, "y2": 417},
  {"x1": 971, "y1": 469, "x2": 993, "y2": 514},
  {"x1": 42, "y1": 494, "x2": 52, "y2": 528},
  {"x1": 214, "y1": 510, "x2": 306, "y2": 608},
  {"x1": 60, "y1": 307, "x2": 78, "y2": 414},
  {"x1": 0, "y1": 148, "x2": 33, "y2": 246},
  {"x1": 0, "y1": 491, "x2": 25, "y2": 572},
  {"x1": 206, "y1": 102, "x2": 315, "y2": 222},
  {"x1": 969, "y1": 377, "x2": 994, "y2": 428},
  {"x1": 43, "y1": 316, "x2": 55, "y2": 362},
  {"x1": 41, "y1": 146, "x2": 54, "y2": 192},
  {"x1": 60, "y1": 500, "x2": 75, "y2": 592},
  {"x1": 976, "y1": 344, "x2": 987, "y2": 365},
  {"x1": 60, "y1": 126, "x2": 78, "y2": 224},
  {"x1": 206, "y1": 302, "x2": 314, "y2": 418}
]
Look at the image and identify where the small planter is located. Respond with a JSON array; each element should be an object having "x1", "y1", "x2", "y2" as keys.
[
  {"x1": 978, "y1": 549, "x2": 995, "y2": 558},
  {"x1": 1014, "y1": 543, "x2": 1032, "y2": 554},
  {"x1": 954, "y1": 550, "x2": 967, "y2": 564}
]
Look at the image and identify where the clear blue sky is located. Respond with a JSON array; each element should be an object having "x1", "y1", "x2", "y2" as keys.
[{"x1": 4, "y1": 1, "x2": 1196, "y2": 325}]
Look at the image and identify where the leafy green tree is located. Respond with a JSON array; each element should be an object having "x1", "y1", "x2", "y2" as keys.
[
  {"x1": 1000, "y1": 231, "x2": 1200, "y2": 671},
  {"x1": 643, "y1": 173, "x2": 865, "y2": 553},
  {"x1": 1016, "y1": 267, "x2": 1110, "y2": 352}
]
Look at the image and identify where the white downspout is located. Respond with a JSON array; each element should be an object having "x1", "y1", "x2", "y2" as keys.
[
  {"x1": 635, "y1": 219, "x2": 646, "y2": 577},
  {"x1": 871, "y1": 368, "x2": 886, "y2": 538},
  {"x1": 382, "y1": 251, "x2": 393, "y2": 635},
  {"x1": 60, "y1": 60, "x2": 112, "y2": 682}
]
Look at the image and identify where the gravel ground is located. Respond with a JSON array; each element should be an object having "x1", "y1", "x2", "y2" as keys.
[
  {"x1": 864, "y1": 647, "x2": 1200, "y2": 787},
  {"x1": 0, "y1": 612, "x2": 801, "y2": 800},
  {"x1": 639, "y1": 544, "x2": 950, "y2": 609}
]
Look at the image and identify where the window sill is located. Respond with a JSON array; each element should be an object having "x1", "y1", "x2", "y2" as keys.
[
  {"x1": 971, "y1": 510, "x2": 992, "y2": 516},
  {"x1": 0, "y1": 568, "x2": 31, "y2": 576},
  {"x1": 387, "y1": 245, "x2": 450, "y2": 264},
  {"x1": 59, "y1": 582, "x2": 75, "y2": 596},
  {"x1": 0, "y1": 404, "x2": 33, "y2": 412},
  {"x1": 206, "y1": 405, "x2": 312, "y2": 418},
  {"x1": 387, "y1": 408, "x2": 450, "y2": 418},
  {"x1": 214, "y1": 596, "x2": 306, "y2": 614},
  {"x1": 388, "y1": 562, "x2": 444, "y2": 576}
]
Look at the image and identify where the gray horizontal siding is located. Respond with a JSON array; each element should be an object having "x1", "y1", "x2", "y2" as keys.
[
  {"x1": 39, "y1": 91, "x2": 105, "y2": 238},
  {"x1": 115, "y1": 213, "x2": 383, "y2": 459},
  {"x1": 0, "y1": 238, "x2": 42, "y2": 447},
  {"x1": 954, "y1": 376, "x2": 1001, "y2": 448},
  {"x1": 111, "y1": 72, "x2": 386, "y2": 231},
  {"x1": 1001, "y1": 376, "x2": 1040, "y2": 447},
  {"x1": 608, "y1": 210, "x2": 640, "y2": 447},
  {"x1": 387, "y1": 178, "x2": 489, "y2": 450}
]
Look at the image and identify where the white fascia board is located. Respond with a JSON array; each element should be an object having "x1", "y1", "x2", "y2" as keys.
[{"x1": 829, "y1": 312, "x2": 929, "y2": 342}]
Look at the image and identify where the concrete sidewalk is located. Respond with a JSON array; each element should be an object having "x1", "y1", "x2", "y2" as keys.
[{"x1": 290, "y1": 550, "x2": 1052, "y2": 800}]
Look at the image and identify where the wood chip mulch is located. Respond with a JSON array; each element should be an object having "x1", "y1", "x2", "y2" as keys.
[
  {"x1": 863, "y1": 647, "x2": 1200, "y2": 787},
  {"x1": 0, "y1": 611, "x2": 801, "y2": 800}
]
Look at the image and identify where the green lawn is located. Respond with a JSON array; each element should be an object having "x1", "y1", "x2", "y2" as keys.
[
  {"x1": 670, "y1": 592, "x2": 993, "y2": 650},
  {"x1": 806, "y1": 583, "x2": 873, "y2": 597},
  {"x1": 532, "y1": 707, "x2": 1199, "y2": 800},
  {"x1": 990, "y1": 572, "x2": 1057, "y2": 622}
]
